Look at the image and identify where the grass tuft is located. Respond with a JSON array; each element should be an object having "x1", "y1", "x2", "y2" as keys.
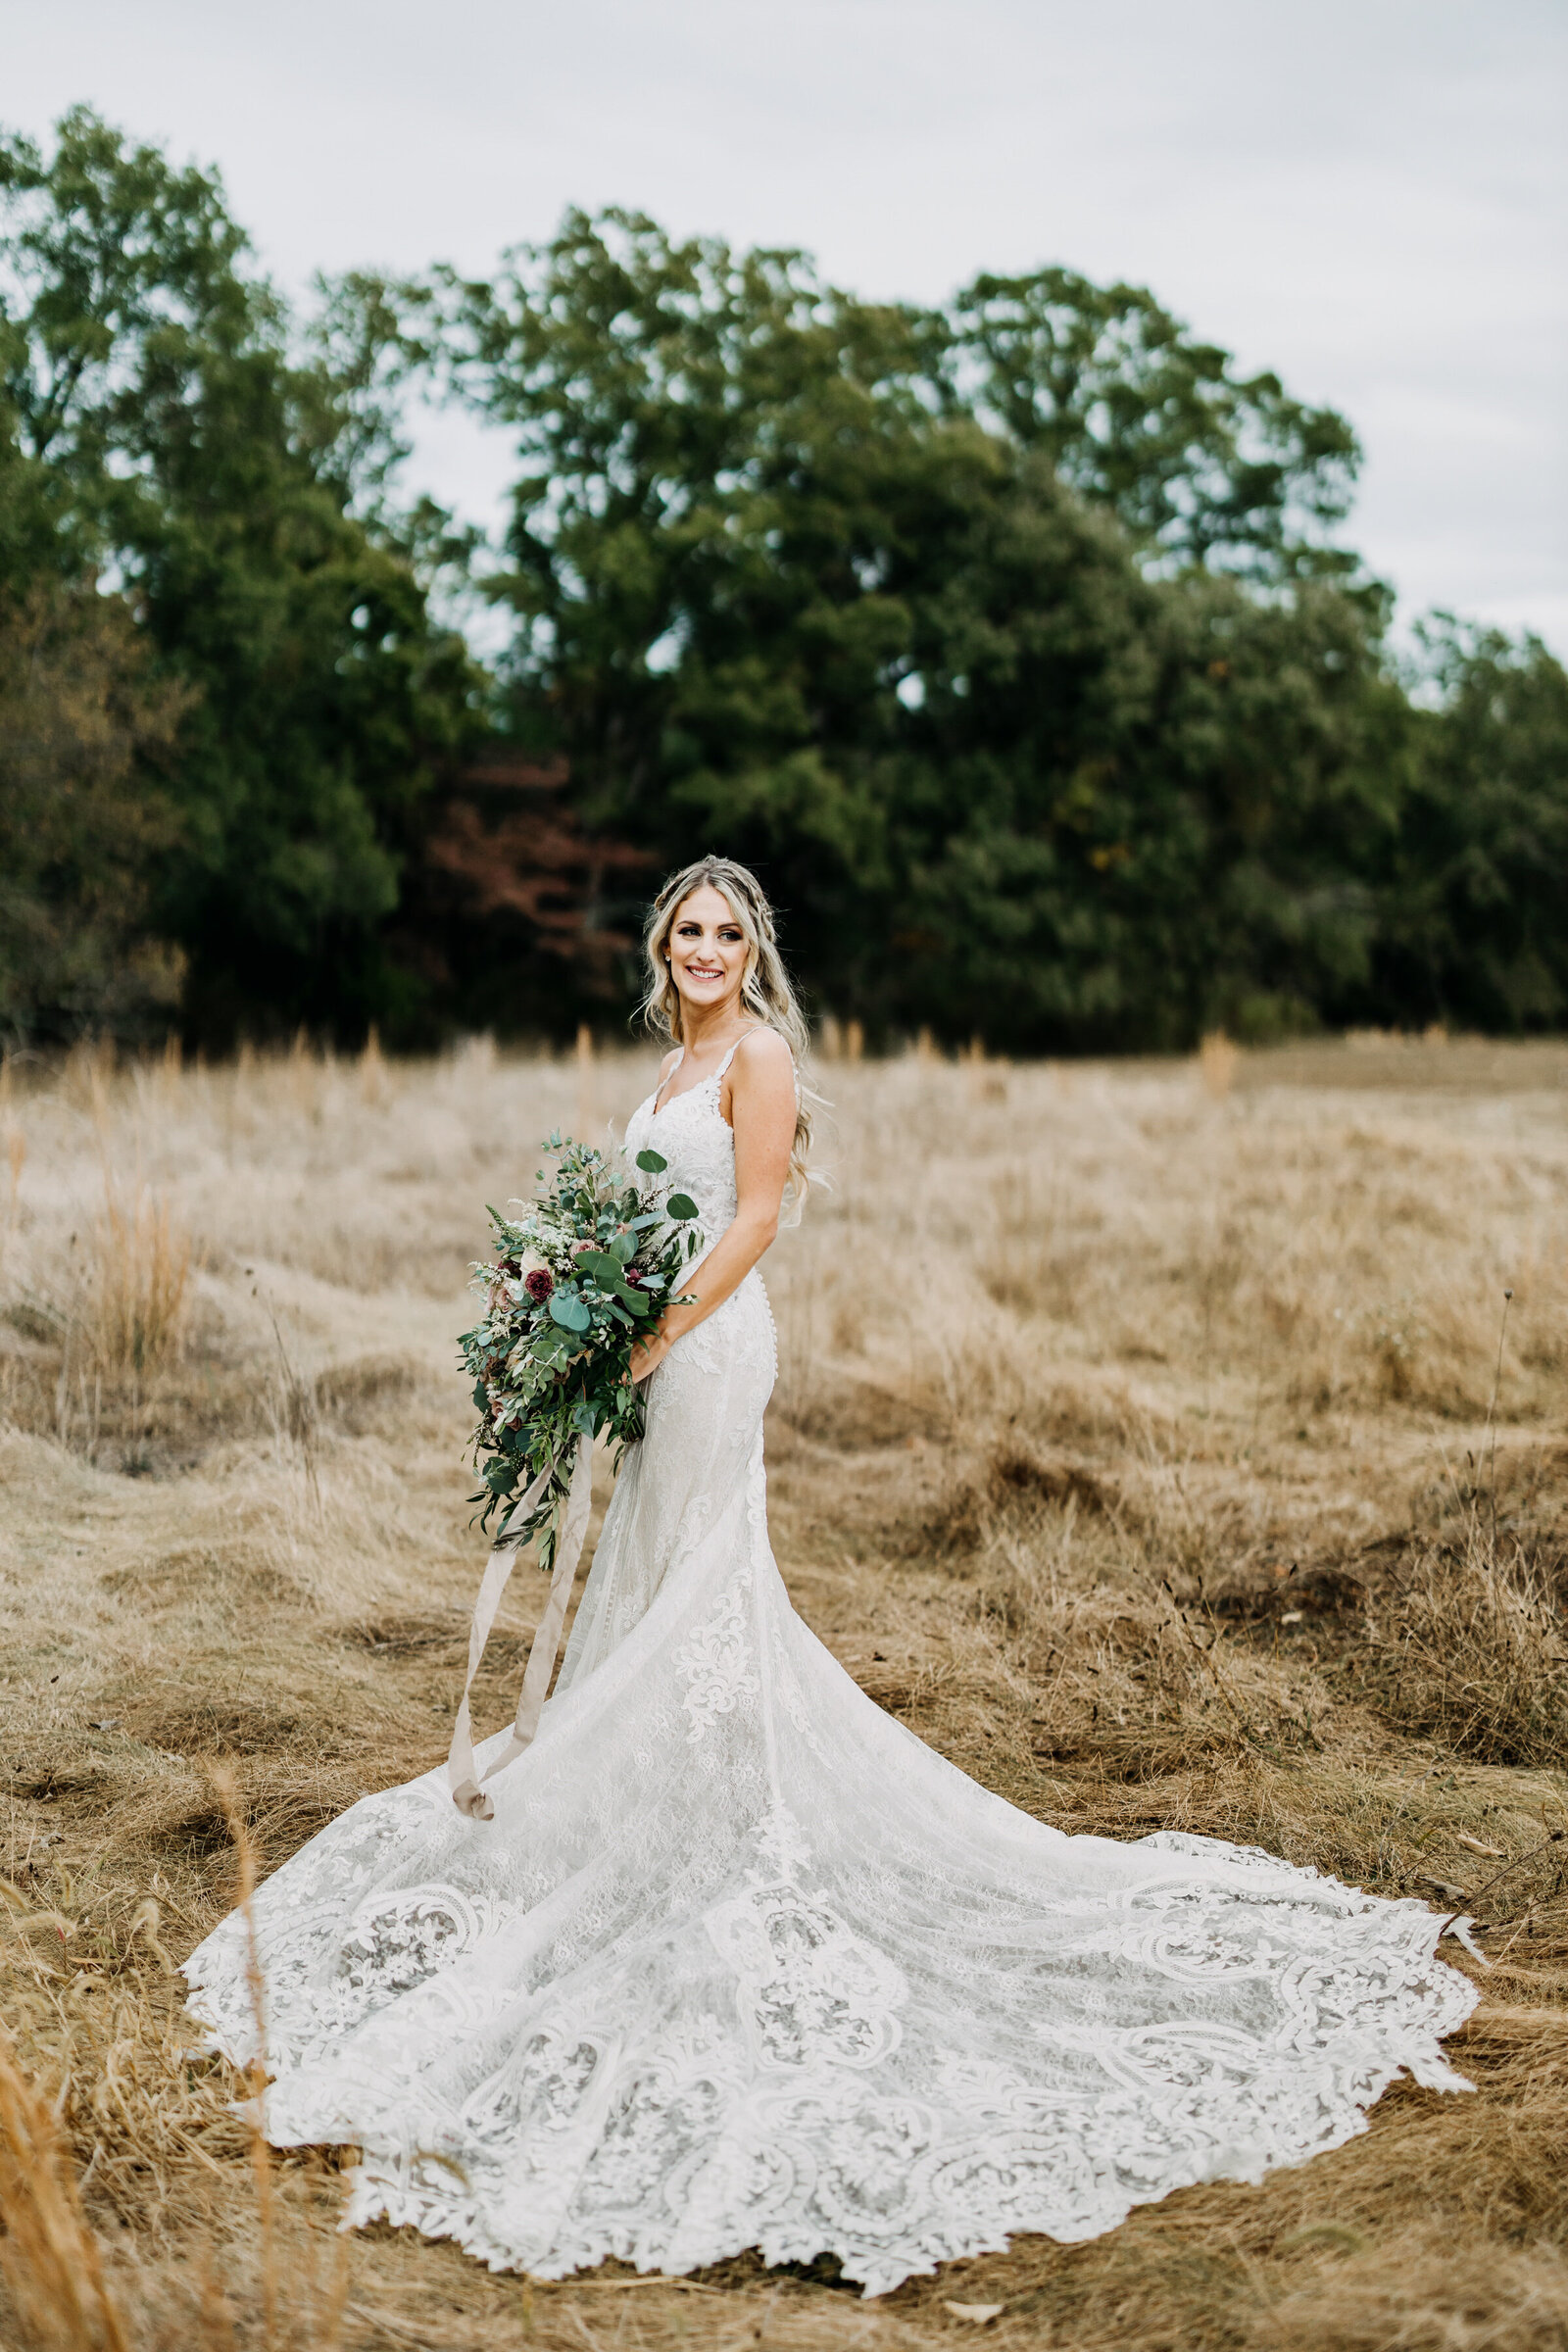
[
  {"x1": 87, "y1": 1176, "x2": 191, "y2": 1377},
  {"x1": 0, "y1": 2030, "x2": 131, "y2": 2352},
  {"x1": 1363, "y1": 1519, "x2": 1568, "y2": 1768}
]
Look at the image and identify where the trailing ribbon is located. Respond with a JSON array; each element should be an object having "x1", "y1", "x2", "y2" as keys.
[{"x1": 447, "y1": 1433, "x2": 594, "y2": 1819}]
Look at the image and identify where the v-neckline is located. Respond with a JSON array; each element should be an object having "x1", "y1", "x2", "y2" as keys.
[{"x1": 650, "y1": 1028, "x2": 761, "y2": 1118}]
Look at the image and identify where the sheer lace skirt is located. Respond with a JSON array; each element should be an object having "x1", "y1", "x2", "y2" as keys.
[
  {"x1": 183, "y1": 1254, "x2": 1478, "y2": 2295},
  {"x1": 558, "y1": 1268, "x2": 776, "y2": 1690}
]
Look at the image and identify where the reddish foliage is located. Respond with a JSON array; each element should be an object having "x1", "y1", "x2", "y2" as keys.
[{"x1": 420, "y1": 758, "x2": 651, "y2": 980}]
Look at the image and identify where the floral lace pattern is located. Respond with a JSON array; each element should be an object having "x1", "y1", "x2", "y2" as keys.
[
  {"x1": 183, "y1": 1073, "x2": 1480, "y2": 2297},
  {"x1": 706, "y1": 1883, "x2": 908, "y2": 2069},
  {"x1": 675, "y1": 1569, "x2": 761, "y2": 1740}
]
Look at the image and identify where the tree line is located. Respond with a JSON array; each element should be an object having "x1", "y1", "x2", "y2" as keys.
[{"x1": 3, "y1": 107, "x2": 1564, "y2": 1055}]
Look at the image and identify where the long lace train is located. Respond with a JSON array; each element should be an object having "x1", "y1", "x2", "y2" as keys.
[{"x1": 183, "y1": 1062, "x2": 1478, "y2": 2295}]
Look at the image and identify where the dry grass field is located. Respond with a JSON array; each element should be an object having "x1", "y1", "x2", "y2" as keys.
[{"x1": 2, "y1": 1031, "x2": 1568, "y2": 2352}]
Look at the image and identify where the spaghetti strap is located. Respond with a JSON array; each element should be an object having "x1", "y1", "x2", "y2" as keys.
[
  {"x1": 713, "y1": 1025, "x2": 763, "y2": 1082},
  {"x1": 652, "y1": 1047, "x2": 685, "y2": 1112}
]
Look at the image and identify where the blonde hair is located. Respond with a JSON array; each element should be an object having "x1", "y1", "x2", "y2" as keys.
[{"x1": 640, "y1": 855, "x2": 817, "y2": 1221}]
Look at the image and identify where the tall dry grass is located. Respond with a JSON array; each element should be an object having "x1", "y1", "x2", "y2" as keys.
[
  {"x1": 1, "y1": 1030, "x2": 1567, "y2": 2349},
  {"x1": 0, "y1": 2031, "x2": 131, "y2": 2352},
  {"x1": 86, "y1": 1180, "x2": 191, "y2": 1380}
]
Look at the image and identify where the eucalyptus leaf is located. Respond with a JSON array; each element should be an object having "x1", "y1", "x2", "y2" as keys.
[
  {"x1": 576, "y1": 1250, "x2": 625, "y2": 1286},
  {"x1": 667, "y1": 1193, "x2": 699, "y2": 1221},
  {"x1": 548, "y1": 1292, "x2": 592, "y2": 1333},
  {"x1": 635, "y1": 1148, "x2": 667, "y2": 1173}
]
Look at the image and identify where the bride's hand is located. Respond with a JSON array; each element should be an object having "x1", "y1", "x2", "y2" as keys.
[{"x1": 628, "y1": 1328, "x2": 670, "y2": 1385}]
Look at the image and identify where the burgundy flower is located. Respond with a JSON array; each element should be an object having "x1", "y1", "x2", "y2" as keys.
[{"x1": 525, "y1": 1266, "x2": 554, "y2": 1303}]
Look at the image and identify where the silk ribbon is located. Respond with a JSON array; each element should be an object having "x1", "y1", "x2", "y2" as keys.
[{"x1": 447, "y1": 1433, "x2": 594, "y2": 1819}]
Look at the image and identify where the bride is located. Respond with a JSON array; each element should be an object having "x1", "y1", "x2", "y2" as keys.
[{"x1": 185, "y1": 857, "x2": 1479, "y2": 2295}]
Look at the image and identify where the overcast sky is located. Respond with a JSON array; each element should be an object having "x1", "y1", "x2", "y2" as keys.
[{"x1": 4, "y1": 0, "x2": 1564, "y2": 653}]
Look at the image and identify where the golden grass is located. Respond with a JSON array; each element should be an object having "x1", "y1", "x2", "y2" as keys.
[
  {"x1": 89, "y1": 1180, "x2": 190, "y2": 1380},
  {"x1": 0, "y1": 2032, "x2": 131, "y2": 2352},
  {"x1": 2, "y1": 1030, "x2": 1567, "y2": 2350}
]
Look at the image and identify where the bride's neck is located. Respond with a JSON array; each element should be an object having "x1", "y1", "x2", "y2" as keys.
[{"x1": 677, "y1": 1003, "x2": 754, "y2": 1057}]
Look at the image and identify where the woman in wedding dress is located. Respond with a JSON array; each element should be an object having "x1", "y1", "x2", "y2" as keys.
[{"x1": 184, "y1": 858, "x2": 1479, "y2": 2296}]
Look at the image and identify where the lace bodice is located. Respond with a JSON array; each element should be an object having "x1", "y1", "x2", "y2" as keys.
[
  {"x1": 624, "y1": 1041, "x2": 743, "y2": 1247},
  {"x1": 183, "y1": 1052, "x2": 1479, "y2": 2297}
]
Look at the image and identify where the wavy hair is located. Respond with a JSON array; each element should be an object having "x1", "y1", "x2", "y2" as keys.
[{"x1": 639, "y1": 856, "x2": 817, "y2": 1221}]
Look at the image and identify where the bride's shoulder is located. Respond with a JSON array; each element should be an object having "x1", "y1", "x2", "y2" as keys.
[
  {"x1": 728, "y1": 1027, "x2": 797, "y2": 1117},
  {"x1": 733, "y1": 1026, "x2": 795, "y2": 1080}
]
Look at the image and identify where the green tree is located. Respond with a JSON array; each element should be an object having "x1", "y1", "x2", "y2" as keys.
[
  {"x1": 7, "y1": 149, "x2": 1544, "y2": 1057},
  {"x1": 424, "y1": 213, "x2": 1005, "y2": 1007},
  {"x1": 1374, "y1": 623, "x2": 1568, "y2": 1031},
  {"x1": 426, "y1": 211, "x2": 924, "y2": 825},
  {"x1": 0, "y1": 578, "x2": 189, "y2": 1045},
  {"x1": 0, "y1": 108, "x2": 487, "y2": 1043},
  {"x1": 422, "y1": 209, "x2": 1405, "y2": 1045},
  {"x1": 942, "y1": 268, "x2": 1362, "y2": 580},
  {"x1": 806, "y1": 482, "x2": 1411, "y2": 1051}
]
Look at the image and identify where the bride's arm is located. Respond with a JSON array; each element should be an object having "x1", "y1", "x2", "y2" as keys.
[{"x1": 628, "y1": 1028, "x2": 797, "y2": 1384}]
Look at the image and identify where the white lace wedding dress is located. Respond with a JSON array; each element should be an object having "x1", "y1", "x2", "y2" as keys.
[{"x1": 184, "y1": 1054, "x2": 1479, "y2": 2294}]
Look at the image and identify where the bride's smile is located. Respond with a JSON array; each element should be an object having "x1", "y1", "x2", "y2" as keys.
[{"x1": 183, "y1": 857, "x2": 1479, "y2": 2299}]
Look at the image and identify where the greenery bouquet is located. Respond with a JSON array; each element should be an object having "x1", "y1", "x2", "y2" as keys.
[{"x1": 459, "y1": 1134, "x2": 702, "y2": 1569}]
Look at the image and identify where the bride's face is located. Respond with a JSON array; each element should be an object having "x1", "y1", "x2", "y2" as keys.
[{"x1": 666, "y1": 885, "x2": 749, "y2": 1021}]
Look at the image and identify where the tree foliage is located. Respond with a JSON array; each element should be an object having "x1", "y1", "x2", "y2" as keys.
[
  {"x1": 419, "y1": 211, "x2": 1439, "y2": 1044},
  {"x1": 1375, "y1": 622, "x2": 1568, "y2": 1031},
  {"x1": 942, "y1": 268, "x2": 1362, "y2": 579},
  {"x1": 1, "y1": 130, "x2": 1562, "y2": 1054},
  {"x1": 0, "y1": 108, "x2": 486, "y2": 1047},
  {"x1": 0, "y1": 578, "x2": 189, "y2": 1041}
]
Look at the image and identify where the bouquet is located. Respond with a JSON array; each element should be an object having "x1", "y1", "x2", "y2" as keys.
[{"x1": 458, "y1": 1133, "x2": 702, "y2": 1569}]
